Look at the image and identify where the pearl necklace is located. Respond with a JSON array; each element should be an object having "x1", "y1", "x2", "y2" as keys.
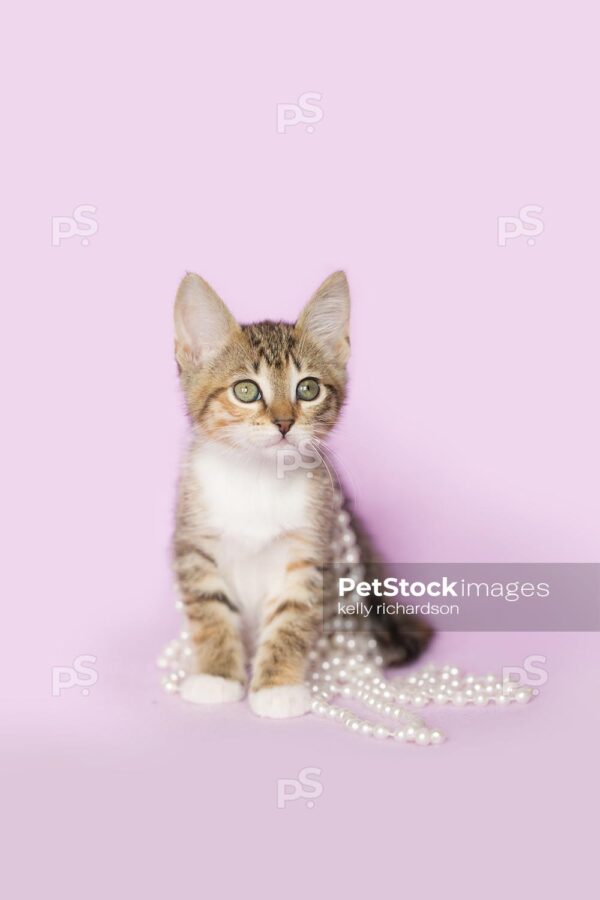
[{"x1": 158, "y1": 489, "x2": 535, "y2": 744}]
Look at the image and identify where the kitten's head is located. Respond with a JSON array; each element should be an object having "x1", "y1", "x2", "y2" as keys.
[{"x1": 174, "y1": 271, "x2": 350, "y2": 457}]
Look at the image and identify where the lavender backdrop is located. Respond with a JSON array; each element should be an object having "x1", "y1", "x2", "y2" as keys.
[{"x1": 2, "y1": 2, "x2": 598, "y2": 898}]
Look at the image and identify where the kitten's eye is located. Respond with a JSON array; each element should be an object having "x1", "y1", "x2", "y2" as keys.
[
  {"x1": 296, "y1": 377, "x2": 320, "y2": 401},
  {"x1": 233, "y1": 380, "x2": 261, "y2": 403}
]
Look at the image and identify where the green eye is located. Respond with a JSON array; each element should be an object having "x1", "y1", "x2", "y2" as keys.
[
  {"x1": 296, "y1": 377, "x2": 320, "y2": 401},
  {"x1": 233, "y1": 380, "x2": 261, "y2": 403}
]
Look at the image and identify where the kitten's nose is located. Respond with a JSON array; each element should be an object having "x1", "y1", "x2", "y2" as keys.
[{"x1": 274, "y1": 419, "x2": 294, "y2": 436}]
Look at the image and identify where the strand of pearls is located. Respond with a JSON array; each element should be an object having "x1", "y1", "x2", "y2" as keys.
[
  {"x1": 157, "y1": 625, "x2": 191, "y2": 695},
  {"x1": 158, "y1": 488, "x2": 535, "y2": 743},
  {"x1": 306, "y1": 633, "x2": 533, "y2": 745}
]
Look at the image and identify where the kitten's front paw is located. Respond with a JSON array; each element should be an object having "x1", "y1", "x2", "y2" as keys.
[
  {"x1": 181, "y1": 674, "x2": 244, "y2": 705},
  {"x1": 249, "y1": 684, "x2": 311, "y2": 719}
]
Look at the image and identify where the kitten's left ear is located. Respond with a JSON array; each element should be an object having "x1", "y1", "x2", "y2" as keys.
[{"x1": 296, "y1": 270, "x2": 350, "y2": 366}]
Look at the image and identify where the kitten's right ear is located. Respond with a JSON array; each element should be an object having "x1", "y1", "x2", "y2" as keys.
[{"x1": 174, "y1": 273, "x2": 239, "y2": 369}]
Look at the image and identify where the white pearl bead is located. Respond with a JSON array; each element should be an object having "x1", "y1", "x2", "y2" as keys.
[
  {"x1": 416, "y1": 729, "x2": 431, "y2": 746},
  {"x1": 394, "y1": 728, "x2": 407, "y2": 742},
  {"x1": 360, "y1": 723, "x2": 373, "y2": 736},
  {"x1": 373, "y1": 725, "x2": 389, "y2": 740},
  {"x1": 515, "y1": 688, "x2": 532, "y2": 703},
  {"x1": 430, "y1": 730, "x2": 445, "y2": 744}
]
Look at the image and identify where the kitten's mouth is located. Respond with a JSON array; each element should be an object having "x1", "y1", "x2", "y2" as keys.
[{"x1": 262, "y1": 434, "x2": 296, "y2": 450}]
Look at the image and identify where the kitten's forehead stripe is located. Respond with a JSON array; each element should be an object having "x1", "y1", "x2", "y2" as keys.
[{"x1": 242, "y1": 321, "x2": 299, "y2": 369}]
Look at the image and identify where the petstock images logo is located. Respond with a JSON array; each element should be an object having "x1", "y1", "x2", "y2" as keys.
[{"x1": 323, "y1": 563, "x2": 600, "y2": 633}]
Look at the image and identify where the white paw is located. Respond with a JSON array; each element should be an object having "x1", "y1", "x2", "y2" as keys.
[
  {"x1": 249, "y1": 684, "x2": 311, "y2": 719},
  {"x1": 180, "y1": 674, "x2": 244, "y2": 705}
]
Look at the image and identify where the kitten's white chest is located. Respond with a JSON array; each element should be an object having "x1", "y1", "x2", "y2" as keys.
[
  {"x1": 191, "y1": 446, "x2": 310, "y2": 545},
  {"x1": 190, "y1": 445, "x2": 311, "y2": 625}
]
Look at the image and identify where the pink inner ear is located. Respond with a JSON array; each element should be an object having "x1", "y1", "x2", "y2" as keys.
[
  {"x1": 175, "y1": 274, "x2": 239, "y2": 364},
  {"x1": 297, "y1": 273, "x2": 350, "y2": 357},
  {"x1": 298, "y1": 301, "x2": 350, "y2": 367}
]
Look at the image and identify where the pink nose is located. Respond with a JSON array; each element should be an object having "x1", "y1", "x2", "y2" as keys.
[{"x1": 274, "y1": 419, "x2": 294, "y2": 436}]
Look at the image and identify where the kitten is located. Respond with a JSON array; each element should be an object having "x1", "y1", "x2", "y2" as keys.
[{"x1": 172, "y1": 271, "x2": 430, "y2": 718}]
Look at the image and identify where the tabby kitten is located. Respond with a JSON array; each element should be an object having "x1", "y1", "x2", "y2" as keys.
[{"x1": 172, "y1": 271, "x2": 430, "y2": 718}]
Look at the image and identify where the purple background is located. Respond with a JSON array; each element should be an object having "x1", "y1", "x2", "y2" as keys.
[{"x1": 2, "y1": 1, "x2": 598, "y2": 897}]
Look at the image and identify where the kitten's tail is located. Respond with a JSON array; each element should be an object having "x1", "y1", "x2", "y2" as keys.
[
  {"x1": 375, "y1": 611, "x2": 433, "y2": 666},
  {"x1": 347, "y1": 508, "x2": 434, "y2": 666}
]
